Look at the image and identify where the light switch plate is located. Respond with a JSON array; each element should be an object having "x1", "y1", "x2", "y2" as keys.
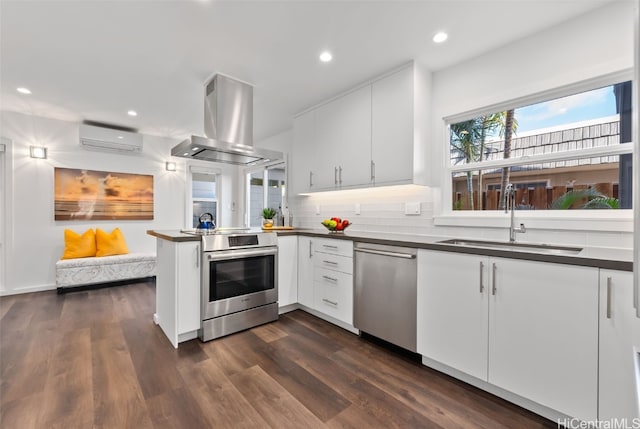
[
  {"x1": 355, "y1": 203, "x2": 361, "y2": 215},
  {"x1": 315, "y1": 205, "x2": 321, "y2": 215},
  {"x1": 405, "y1": 202, "x2": 421, "y2": 215}
]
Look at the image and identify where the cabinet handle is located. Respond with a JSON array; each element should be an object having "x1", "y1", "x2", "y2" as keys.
[
  {"x1": 309, "y1": 241, "x2": 313, "y2": 258},
  {"x1": 339, "y1": 166, "x2": 343, "y2": 185},
  {"x1": 196, "y1": 245, "x2": 200, "y2": 268},
  {"x1": 334, "y1": 167, "x2": 338, "y2": 185},
  {"x1": 479, "y1": 261, "x2": 484, "y2": 293},
  {"x1": 606, "y1": 277, "x2": 612, "y2": 319},
  {"x1": 309, "y1": 171, "x2": 314, "y2": 187},
  {"x1": 322, "y1": 275, "x2": 338, "y2": 282},
  {"x1": 491, "y1": 263, "x2": 497, "y2": 295},
  {"x1": 323, "y1": 260, "x2": 338, "y2": 265},
  {"x1": 371, "y1": 160, "x2": 376, "y2": 182},
  {"x1": 354, "y1": 248, "x2": 415, "y2": 259},
  {"x1": 322, "y1": 298, "x2": 338, "y2": 306},
  {"x1": 322, "y1": 244, "x2": 338, "y2": 249}
]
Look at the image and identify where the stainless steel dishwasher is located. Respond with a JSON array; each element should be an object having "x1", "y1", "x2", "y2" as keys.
[{"x1": 354, "y1": 242, "x2": 417, "y2": 352}]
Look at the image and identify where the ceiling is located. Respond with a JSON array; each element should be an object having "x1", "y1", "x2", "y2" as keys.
[{"x1": 0, "y1": 0, "x2": 615, "y2": 143}]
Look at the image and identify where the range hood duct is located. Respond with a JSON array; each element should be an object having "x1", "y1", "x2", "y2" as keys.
[{"x1": 171, "y1": 74, "x2": 282, "y2": 166}]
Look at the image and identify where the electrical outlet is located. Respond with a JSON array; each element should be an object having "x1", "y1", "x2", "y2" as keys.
[
  {"x1": 405, "y1": 202, "x2": 421, "y2": 215},
  {"x1": 315, "y1": 205, "x2": 321, "y2": 215}
]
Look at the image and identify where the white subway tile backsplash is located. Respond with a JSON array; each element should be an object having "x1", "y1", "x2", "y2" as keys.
[{"x1": 290, "y1": 185, "x2": 631, "y2": 250}]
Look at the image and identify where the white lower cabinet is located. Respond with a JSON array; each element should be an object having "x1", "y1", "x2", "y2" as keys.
[
  {"x1": 313, "y1": 267, "x2": 353, "y2": 324},
  {"x1": 598, "y1": 270, "x2": 638, "y2": 421},
  {"x1": 487, "y1": 257, "x2": 598, "y2": 422},
  {"x1": 296, "y1": 236, "x2": 353, "y2": 326},
  {"x1": 418, "y1": 250, "x2": 599, "y2": 421},
  {"x1": 417, "y1": 251, "x2": 489, "y2": 380},
  {"x1": 277, "y1": 236, "x2": 298, "y2": 308},
  {"x1": 155, "y1": 239, "x2": 201, "y2": 348},
  {"x1": 297, "y1": 236, "x2": 314, "y2": 308},
  {"x1": 312, "y1": 238, "x2": 354, "y2": 325}
]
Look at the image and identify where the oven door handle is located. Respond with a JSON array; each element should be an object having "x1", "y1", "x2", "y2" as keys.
[{"x1": 205, "y1": 246, "x2": 278, "y2": 261}]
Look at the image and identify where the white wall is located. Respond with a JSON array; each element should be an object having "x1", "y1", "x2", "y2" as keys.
[
  {"x1": 255, "y1": 129, "x2": 293, "y2": 155},
  {"x1": 0, "y1": 111, "x2": 234, "y2": 295},
  {"x1": 291, "y1": 1, "x2": 635, "y2": 250}
]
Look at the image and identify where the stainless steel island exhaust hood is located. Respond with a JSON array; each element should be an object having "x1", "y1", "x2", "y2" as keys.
[{"x1": 171, "y1": 74, "x2": 282, "y2": 166}]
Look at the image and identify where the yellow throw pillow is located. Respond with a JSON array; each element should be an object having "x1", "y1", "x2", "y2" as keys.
[
  {"x1": 61, "y1": 228, "x2": 96, "y2": 259},
  {"x1": 95, "y1": 227, "x2": 129, "y2": 257}
]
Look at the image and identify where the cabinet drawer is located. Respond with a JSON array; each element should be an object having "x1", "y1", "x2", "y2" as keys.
[
  {"x1": 313, "y1": 238, "x2": 353, "y2": 257},
  {"x1": 314, "y1": 269, "x2": 353, "y2": 324},
  {"x1": 314, "y1": 253, "x2": 353, "y2": 275}
]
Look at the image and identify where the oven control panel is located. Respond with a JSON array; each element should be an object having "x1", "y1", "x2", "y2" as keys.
[
  {"x1": 228, "y1": 235, "x2": 259, "y2": 247},
  {"x1": 201, "y1": 232, "x2": 278, "y2": 252}
]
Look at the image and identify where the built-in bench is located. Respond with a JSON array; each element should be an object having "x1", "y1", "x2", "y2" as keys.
[{"x1": 56, "y1": 252, "x2": 156, "y2": 293}]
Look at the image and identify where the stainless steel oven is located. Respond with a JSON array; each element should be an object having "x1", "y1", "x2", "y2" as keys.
[{"x1": 199, "y1": 232, "x2": 278, "y2": 342}]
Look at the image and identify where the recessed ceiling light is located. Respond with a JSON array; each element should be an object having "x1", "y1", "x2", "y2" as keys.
[
  {"x1": 319, "y1": 51, "x2": 333, "y2": 62},
  {"x1": 183, "y1": 152, "x2": 189, "y2": 156},
  {"x1": 17, "y1": 87, "x2": 32, "y2": 94},
  {"x1": 117, "y1": 136, "x2": 124, "y2": 139},
  {"x1": 432, "y1": 32, "x2": 448, "y2": 44},
  {"x1": 192, "y1": 147, "x2": 199, "y2": 151},
  {"x1": 127, "y1": 110, "x2": 138, "y2": 116}
]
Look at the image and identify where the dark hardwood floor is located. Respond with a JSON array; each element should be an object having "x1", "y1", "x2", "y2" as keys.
[{"x1": 1, "y1": 282, "x2": 555, "y2": 428}]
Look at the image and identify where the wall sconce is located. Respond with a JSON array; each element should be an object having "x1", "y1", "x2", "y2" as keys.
[
  {"x1": 165, "y1": 161, "x2": 177, "y2": 171},
  {"x1": 29, "y1": 146, "x2": 47, "y2": 159}
]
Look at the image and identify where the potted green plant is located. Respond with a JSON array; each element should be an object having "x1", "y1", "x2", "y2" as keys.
[{"x1": 261, "y1": 208, "x2": 276, "y2": 227}]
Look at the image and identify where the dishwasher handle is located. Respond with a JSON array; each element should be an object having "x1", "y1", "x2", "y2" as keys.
[{"x1": 355, "y1": 247, "x2": 416, "y2": 259}]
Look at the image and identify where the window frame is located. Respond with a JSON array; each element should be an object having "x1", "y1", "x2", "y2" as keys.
[
  {"x1": 244, "y1": 161, "x2": 287, "y2": 228},
  {"x1": 437, "y1": 70, "x2": 634, "y2": 232},
  {"x1": 186, "y1": 165, "x2": 221, "y2": 229}
]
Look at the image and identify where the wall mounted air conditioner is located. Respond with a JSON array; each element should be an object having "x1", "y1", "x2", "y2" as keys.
[{"x1": 79, "y1": 123, "x2": 143, "y2": 154}]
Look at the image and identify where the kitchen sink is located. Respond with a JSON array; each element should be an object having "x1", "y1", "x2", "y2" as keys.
[{"x1": 437, "y1": 239, "x2": 583, "y2": 255}]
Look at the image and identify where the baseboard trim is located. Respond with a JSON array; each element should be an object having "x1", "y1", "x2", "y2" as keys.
[
  {"x1": 56, "y1": 276, "x2": 155, "y2": 294},
  {"x1": 296, "y1": 305, "x2": 359, "y2": 334},
  {"x1": 278, "y1": 303, "x2": 300, "y2": 314},
  {"x1": 0, "y1": 283, "x2": 57, "y2": 296},
  {"x1": 420, "y1": 356, "x2": 569, "y2": 423}
]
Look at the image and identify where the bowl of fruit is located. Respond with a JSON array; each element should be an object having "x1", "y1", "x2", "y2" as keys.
[{"x1": 321, "y1": 217, "x2": 351, "y2": 233}]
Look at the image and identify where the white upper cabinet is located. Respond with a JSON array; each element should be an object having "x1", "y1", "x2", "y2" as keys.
[
  {"x1": 331, "y1": 86, "x2": 372, "y2": 188},
  {"x1": 309, "y1": 85, "x2": 372, "y2": 190},
  {"x1": 371, "y1": 65, "x2": 414, "y2": 185},
  {"x1": 291, "y1": 109, "x2": 316, "y2": 195},
  {"x1": 291, "y1": 62, "x2": 428, "y2": 194}
]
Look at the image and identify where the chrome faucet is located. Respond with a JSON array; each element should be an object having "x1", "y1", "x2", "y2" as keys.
[{"x1": 504, "y1": 183, "x2": 526, "y2": 242}]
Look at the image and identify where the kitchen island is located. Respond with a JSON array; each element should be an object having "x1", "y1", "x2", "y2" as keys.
[
  {"x1": 148, "y1": 230, "x2": 201, "y2": 348},
  {"x1": 148, "y1": 229, "x2": 280, "y2": 348}
]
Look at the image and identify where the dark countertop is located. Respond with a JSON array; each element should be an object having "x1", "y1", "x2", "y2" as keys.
[
  {"x1": 147, "y1": 228, "x2": 633, "y2": 272},
  {"x1": 147, "y1": 229, "x2": 202, "y2": 242}
]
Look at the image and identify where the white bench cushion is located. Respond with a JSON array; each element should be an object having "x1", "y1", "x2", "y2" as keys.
[{"x1": 56, "y1": 252, "x2": 156, "y2": 287}]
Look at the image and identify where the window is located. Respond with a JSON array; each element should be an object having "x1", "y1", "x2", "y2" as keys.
[
  {"x1": 191, "y1": 171, "x2": 218, "y2": 228},
  {"x1": 246, "y1": 163, "x2": 286, "y2": 227},
  {"x1": 448, "y1": 80, "x2": 633, "y2": 211}
]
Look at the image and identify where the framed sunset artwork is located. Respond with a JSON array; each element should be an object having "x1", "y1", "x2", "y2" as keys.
[{"x1": 54, "y1": 167, "x2": 154, "y2": 220}]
